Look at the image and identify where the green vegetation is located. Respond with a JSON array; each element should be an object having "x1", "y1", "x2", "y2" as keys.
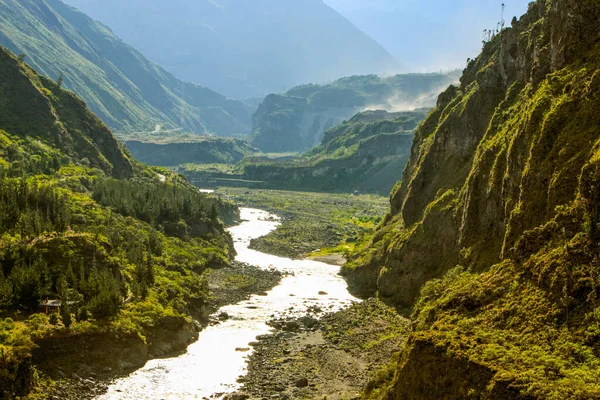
[
  {"x1": 0, "y1": 0, "x2": 253, "y2": 136},
  {"x1": 125, "y1": 137, "x2": 258, "y2": 167},
  {"x1": 250, "y1": 72, "x2": 459, "y2": 152},
  {"x1": 347, "y1": 1, "x2": 600, "y2": 398},
  {"x1": 216, "y1": 187, "x2": 388, "y2": 259},
  {"x1": 62, "y1": 0, "x2": 400, "y2": 99},
  {"x1": 182, "y1": 109, "x2": 428, "y2": 195},
  {"x1": 0, "y1": 46, "x2": 237, "y2": 398}
]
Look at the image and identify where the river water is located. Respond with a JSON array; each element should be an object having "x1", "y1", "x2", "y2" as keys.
[{"x1": 98, "y1": 208, "x2": 358, "y2": 399}]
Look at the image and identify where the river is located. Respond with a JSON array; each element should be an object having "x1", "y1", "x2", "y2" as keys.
[{"x1": 98, "y1": 208, "x2": 358, "y2": 399}]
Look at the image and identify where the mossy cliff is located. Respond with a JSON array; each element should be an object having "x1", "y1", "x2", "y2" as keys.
[{"x1": 345, "y1": 1, "x2": 600, "y2": 398}]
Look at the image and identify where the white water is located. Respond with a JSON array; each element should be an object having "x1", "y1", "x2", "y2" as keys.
[{"x1": 98, "y1": 208, "x2": 358, "y2": 399}]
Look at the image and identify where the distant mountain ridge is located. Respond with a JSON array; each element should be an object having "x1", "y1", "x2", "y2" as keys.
[
  {"x1": 250, "y1": 72, "x2": 460, "y2": 153},
  {"x1": 62, "y1": 0, "x2": 400, "y2": 99},
  {"x1": 181, "y1": 109, "x2": 428, "y2": 194},
  {"x1": 0, "y1": 0, "x2": 254, "y2": 136}
]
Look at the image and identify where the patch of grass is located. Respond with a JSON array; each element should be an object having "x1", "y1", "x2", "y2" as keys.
[{"x1": 217, "y1": 187, "x2": 389, "y2": 259}]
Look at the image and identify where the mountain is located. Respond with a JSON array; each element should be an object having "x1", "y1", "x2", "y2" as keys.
[
  {"x1": 0, "y1": 0, "x2": 254, "y2": 136},
  {"x1": 0, "y1": 46, "x2": 238, "y2": 397},
  {"x1": 60, "y1": 0, "x2": 400, "y2": 99},
  {"x1": 126, "y1": 137, "x2": 258, "y2": 167},
  {"x1": 250, "y1": 72, "x2": 459, "y2": 153},
  {"x1": 344, "y1": 0, "x2": 600, "y2": 398},
  {"x1": 181, "y1": 109, "x2": 427, "y2": 194}
]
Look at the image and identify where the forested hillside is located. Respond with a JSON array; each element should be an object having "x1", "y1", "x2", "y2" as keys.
[
  {"x1": 250, "y1": 72, "x2": 459, "y2": 153},
  {"x1": 0, "y1": 46, "x2": 238, "y2": 398},
  {"x1": 182, "y1": 110, "x2": 427, "y2": 194},
  {"x1": 345, "y1": 0, "x2": 600, "y2": 398},
  {"x1": 0, "y1": 0, "x2": 254, "y2": 136},
  {"x1": 126, "y1": 138, "x2": 258, "y2": 167}
]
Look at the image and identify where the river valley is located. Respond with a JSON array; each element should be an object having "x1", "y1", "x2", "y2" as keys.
[{"x1": 97, "y1": 208, "x2": 359, "y2": 399}]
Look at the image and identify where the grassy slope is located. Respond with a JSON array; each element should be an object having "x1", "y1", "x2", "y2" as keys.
[
  {"x1": 347, "y1": 1, "x2": 600, "y2": 398},
  {"x1": 0, "y1": 0, "x2": 253, "y2": 136},
  {"x1": 0, "y1": 47, "x2": 238, "y2": 398}
]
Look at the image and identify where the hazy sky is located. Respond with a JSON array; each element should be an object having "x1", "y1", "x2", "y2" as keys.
[{"x1": 324, "y1": 0, "x2": 531, "y2": 71}]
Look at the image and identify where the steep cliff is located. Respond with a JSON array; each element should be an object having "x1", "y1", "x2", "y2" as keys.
[{"x1": 346, "y1": 1, "x2": 600, "y2": 398}]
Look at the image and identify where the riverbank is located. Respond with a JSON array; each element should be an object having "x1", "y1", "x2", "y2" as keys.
[
  {"x1": 34, "y1": 261, "x2": 283, "y2": 400},
  {"x1": 216, "y1": 188, "x2": 388, "y2": 260},
  {"x1": 229, "y1": 299, "x2": 410, "y2": 400},
  {"x1": 206, "y1": 261, "x2": 285, "y2": 314}
]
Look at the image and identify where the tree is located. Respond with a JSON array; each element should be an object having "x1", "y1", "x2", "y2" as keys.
[
  {"x1": 0, "y1": 273, "x2": 12, "y2": 310},
  {"x1": 17, "y1": 54, "x2": 26, "y2": 63},
  {"x1": 56, "y1": 73, "x2": 64, "y2": 89},
  {"x1": 210, "y1": 204, "x2": 219, "y2": 220},
  {"x1": 89, "y1": 270, "x2": 122, "y2": 319},
  {"x1": 57, "y1": 277, "x2": 72, "y2": 329}
]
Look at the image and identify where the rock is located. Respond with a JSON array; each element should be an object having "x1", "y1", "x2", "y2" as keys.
[
  {"x1": 218, "y1": 312, "x2": 230, "y2": 321},
  {"x1": 295, "y1": 377, "x2": 309, "y2": 388},
  {"x1": 193, "y1": 320, "x2": 204, "y2": 332},
  {"x1": 299, "y1": 316, "x2": 318, "y2": 328},
  {"x1": 318, "y1": 291, "x2": 328, "y2": 295},
  {"x1": 284, "y1": 321, "x2": 301, "y2": 332},
  {"x1": 224, "y1": 392, "x2": 250, "y2": 400}
]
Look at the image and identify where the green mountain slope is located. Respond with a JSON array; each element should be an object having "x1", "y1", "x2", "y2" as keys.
[
  {"x1": 126, "y1": 138, "x2": 259, "y2": 167},
  {"x1": 182, "y1": 109, "x2": 427, "y2": 194},
  {"x1": 0, "y1": 0, "x2": 253, "y2": 136},
  {"x1": 0, "y1": 47, "x2": 238, "y2": 398},
  {"x1": 346, "y1": 1, "x2": 600, "y2": 398},
  {"x1": 62, "y1": 0, "x2": 400, "y2": 99},
  {"x1": 250, "y1": 72, "x2": 459, "y2": 153}
]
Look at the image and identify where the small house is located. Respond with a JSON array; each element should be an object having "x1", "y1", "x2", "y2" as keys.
[{"x1": 39, "y1": 299, "x2": 61, "y2": 314}]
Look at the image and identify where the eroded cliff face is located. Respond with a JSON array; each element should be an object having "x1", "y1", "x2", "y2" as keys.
[
  {"x1": 347, "y1": 0, "x2": 600, "y2": 398},
  {"x1": 346, "y1": 0, "x2": 600, "y2": 306}
]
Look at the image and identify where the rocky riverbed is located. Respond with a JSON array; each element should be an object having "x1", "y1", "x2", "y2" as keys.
[{"x1": 229, "y1": 299, "x2": 411, "y2": 400}]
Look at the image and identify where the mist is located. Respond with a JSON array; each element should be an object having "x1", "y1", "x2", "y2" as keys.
[{"x1": 324, "y1": 0, "x2": 531, "y2": 72}]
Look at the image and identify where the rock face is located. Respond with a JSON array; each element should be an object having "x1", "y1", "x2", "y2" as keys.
[
  {"x1": 346, "y1": 0, "x2": 600, "y2": 398},
  {"x1": 32, "y1": 316, "x2": 198, "y2": 382}
]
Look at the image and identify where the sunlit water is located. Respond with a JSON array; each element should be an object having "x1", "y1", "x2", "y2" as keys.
[{"x1": 98, "y1": 208, "x2": 358, "y2": 399}]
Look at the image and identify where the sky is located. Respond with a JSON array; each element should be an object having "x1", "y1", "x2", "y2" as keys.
[{"x1": 323, "y1": 0, "x2": 532, "y2": 72}]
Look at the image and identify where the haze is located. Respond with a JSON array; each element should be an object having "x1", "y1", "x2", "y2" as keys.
[{"x1": 324, "y1": 0, "x2": 532, "y2": 71}]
